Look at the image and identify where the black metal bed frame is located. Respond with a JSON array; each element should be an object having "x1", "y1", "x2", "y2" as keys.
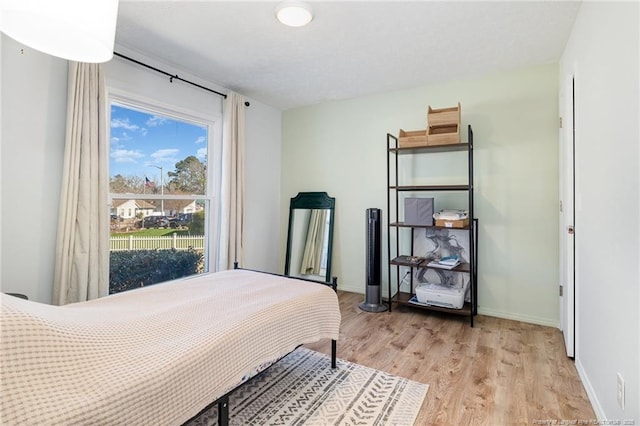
[{"x1": 182, "y1": 264, "x2": 339, "y2": 426}]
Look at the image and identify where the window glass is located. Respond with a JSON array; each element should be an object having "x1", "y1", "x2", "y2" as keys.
[
  {"x1": 108, "y1": 101, "x2": 212, "y2": 294},
  {"x1": 110, "y1": 103, "x2": 208, "y2": 195}
]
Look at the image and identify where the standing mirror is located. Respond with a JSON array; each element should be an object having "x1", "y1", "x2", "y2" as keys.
[{"x1": 285, "y1": 192, "x2": 335, "y2": 283}]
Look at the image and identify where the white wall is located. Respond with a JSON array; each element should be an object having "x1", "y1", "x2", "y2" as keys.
[
  {"x1": 1, "y1": 35, "x2": 3, "y2": 295},
  {"x1": 244, "y1": 98, "x2": 282, "y2": 273},
  {"x1": 106, "y1": 51, "x2": 223, "y2": 116},
  {"x1": 282, "y1": 63, "x2": 560, "y2": 326},
  {"x1": 0, "y1": 35, "x2": 67, "y2": 303},
  {"x1": 0, "y1": 39, "x2": 282, "y2": 302},
  {"x1": 560, "y1": 2, "x2": 639, "y2": 421}
]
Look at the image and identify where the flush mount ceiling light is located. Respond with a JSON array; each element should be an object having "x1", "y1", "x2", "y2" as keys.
[
  {"x1": 0, "y1": 0, "x2": 119, "y2": 63},
  {"x1": 275, "y1": 1, "x2": 313, "y2": 27}
]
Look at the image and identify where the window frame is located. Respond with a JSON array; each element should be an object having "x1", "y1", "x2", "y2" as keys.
[{"x1": 106, "y1": 89, "x2": 222, "y2": 275}]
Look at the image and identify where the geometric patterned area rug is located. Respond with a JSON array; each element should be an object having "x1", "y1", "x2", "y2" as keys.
[{"x1": 186, "y1": 347, "x2": 429, "y2": 426}]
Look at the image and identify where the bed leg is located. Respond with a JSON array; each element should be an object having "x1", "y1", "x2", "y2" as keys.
[
  {"x1": 331, "y1": 339, "x2": 337, "y2": 369},
  {"x1": 218, "y1": 395, "x2": 229, "y2": 426}
]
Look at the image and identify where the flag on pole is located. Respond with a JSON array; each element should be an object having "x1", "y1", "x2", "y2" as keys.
[{"x1": 145, "y1": 177, "x2": 154, "y2": 188}]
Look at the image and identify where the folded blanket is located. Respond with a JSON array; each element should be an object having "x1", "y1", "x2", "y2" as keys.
[{"x1": 1, "y1": 270, "x2": 341, "y2": 425}]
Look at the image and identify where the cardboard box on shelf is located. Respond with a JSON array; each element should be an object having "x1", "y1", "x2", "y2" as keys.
[
  {"x1": 398, "y1": 129, "x2": 428, "y2": 148},
  {"x1": 427, "y1": 102, "x2": 461, "y2": 146},
  {"x1": 435, "y1": 218, "x2": 470, "y2": 228},
  {"x1": 427, "y1": 102, "x2": 461, "y2": 127}
]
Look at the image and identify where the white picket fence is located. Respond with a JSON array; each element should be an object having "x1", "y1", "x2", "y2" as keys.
[{"x1": 110, "y1": 235, "x2": 205, "y2": 251}]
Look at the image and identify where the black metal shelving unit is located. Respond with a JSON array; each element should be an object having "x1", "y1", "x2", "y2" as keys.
[{"x1": 386, "y1": 125, "x2": 478, "y2": 326}]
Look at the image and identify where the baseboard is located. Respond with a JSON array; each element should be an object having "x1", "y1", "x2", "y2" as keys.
[
  {"x1": 338, "y1": 283, "x2": 365, "y2": 295},
  {"x1": 575, "y1": 357, "x2": 605, "y2": 420},
  {"x1": 477, "y1": 306, "x2": 559, "y2": 328},
  {"x1": 339, "y1": 284, "x2": 394, "y2": 300},
  {"x1": 340, "y1": 286, "x2": 559, "y2": 328}
]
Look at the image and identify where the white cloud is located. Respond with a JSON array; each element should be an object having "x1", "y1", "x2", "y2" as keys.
[
  {"x1": 120, "y1": 132, "x2": 133, "y2": 141},
  {"x1": 111, "y1": 117, "x2": 148, "y2": 137},
  {"x1": 196, "y1": 147, "x2": 207, "y2": 160},
  {"x1": 195, "y1": 136, "x2": 206, "y2": 144},
  {"x1": 111, "y1": 149, "x2": 145, "y2": 163},
  {"x1": 150, "y1": 149, "x2": 180, "y2": 164},
  {"x1": 146, "y1": 115, "x2": 168, "y2": 127},
  {"x1": 111, "y1": 118, "x2": 139, "y2": 131}
]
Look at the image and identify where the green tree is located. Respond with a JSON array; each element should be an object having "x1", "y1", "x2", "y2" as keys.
[
  {"x1": 110, "y1": 174, "x2": 147, "y2": 193},
  {"x1": 167, "y1": 156, "x2": 206, "y2": 194}
]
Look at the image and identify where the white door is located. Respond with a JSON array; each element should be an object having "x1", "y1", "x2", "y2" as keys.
[{"x1": 559, "y1": 75, "x2": 575, "y2": 358}]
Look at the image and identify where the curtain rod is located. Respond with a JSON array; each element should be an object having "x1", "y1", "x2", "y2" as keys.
[{"x1": 114, "y1": 51, "x2": 236, "y2": 102}]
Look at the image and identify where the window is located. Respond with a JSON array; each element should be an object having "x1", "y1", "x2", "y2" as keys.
[{"x1": 108, "y1": 99, "x2": 217, "y2": 294}]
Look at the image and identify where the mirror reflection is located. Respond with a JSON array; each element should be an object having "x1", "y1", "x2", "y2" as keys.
[{"x1": 285, "y1": 192, "x2": 335, "y2": 282}]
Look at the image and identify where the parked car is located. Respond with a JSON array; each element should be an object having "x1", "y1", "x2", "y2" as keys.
[
  {"x1": 142, "y1": 216, "x2": 170, "y2": 228},
  {"x1": 169, "y1": 213, "x2": 193, "y2": 229}
]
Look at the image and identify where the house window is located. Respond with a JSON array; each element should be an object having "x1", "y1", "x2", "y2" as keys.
[{"x1": 108, "y1": 99, "x2": 216, "y2": 294}]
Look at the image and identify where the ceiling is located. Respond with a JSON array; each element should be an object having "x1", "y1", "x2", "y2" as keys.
[{"x1": 115, "y1": 1, "x2": 581, "y2": 110}]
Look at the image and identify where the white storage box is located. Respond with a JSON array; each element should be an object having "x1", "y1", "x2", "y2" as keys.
[{"x1": 415, "y1": 282, "x2": 467, "y2": 309}]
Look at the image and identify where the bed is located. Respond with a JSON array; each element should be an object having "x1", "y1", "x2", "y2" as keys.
[{"x1": 0, "y1": 269, "x2": 341, "y2": 425}]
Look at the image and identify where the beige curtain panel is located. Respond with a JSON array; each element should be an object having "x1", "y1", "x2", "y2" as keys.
[
  {"x1": 300, "y1": 209, "x2": 328, "y2": 275},
  {"x1": 52, "y1": 62, "x2": 109, "y2": 305},
  {"x1": 218, "y1": 92, "x2": 246, "y2": 270}
]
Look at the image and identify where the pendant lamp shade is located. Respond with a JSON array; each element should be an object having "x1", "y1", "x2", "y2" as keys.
[{"x1": 0, "y1": 0, "x2": 119, "y2": 63}]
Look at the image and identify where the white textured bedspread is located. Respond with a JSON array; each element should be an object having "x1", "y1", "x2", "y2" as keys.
[{"x1": 0, "y1": 270, "x2": 341, "y2": 425}]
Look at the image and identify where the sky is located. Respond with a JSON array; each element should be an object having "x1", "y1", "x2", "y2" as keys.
[{"x1": 109, "y1": 103, "x2": 208, "y2": 183}]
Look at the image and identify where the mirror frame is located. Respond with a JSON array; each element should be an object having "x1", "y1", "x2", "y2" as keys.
[{"x1": 284, "y1": 192, "x2": 335, "y2": 283}]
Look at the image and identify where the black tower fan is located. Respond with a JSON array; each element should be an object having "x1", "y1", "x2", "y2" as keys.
[{"x1": 359, "y1": 208, "x2": 388, "y2": 312}]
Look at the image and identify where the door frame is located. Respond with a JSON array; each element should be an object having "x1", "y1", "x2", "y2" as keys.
[{"x1": 559, "y1": 73, "x2": 576, "y2": 358}]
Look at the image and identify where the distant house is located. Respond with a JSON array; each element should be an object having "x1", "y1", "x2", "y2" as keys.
[
  {"x1": 111, "y1": 199, "x2": 156, "y2": 219},
  {"x1": 163, "y1": 200, "x2": 198, "y2": 217},
  {"x1": 111, "y1": 199, "x2": 199, "y2": 219}
]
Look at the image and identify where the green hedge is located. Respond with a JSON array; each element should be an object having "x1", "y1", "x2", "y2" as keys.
[
  {"x1": 109, "y1": 249, "x2": 204, "y2": 294},
  {"x1": 188, "y1": 210, "x2": 205, "y2": 234}
]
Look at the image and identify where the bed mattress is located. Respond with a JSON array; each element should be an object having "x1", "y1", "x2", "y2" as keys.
[{"x1": 0, "y1": 270, "x2": 341, "y2": 425}]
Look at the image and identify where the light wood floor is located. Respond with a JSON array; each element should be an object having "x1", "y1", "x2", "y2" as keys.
[{"x1": 304, "y1": 291, "x2": 595, "y2": 426}]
